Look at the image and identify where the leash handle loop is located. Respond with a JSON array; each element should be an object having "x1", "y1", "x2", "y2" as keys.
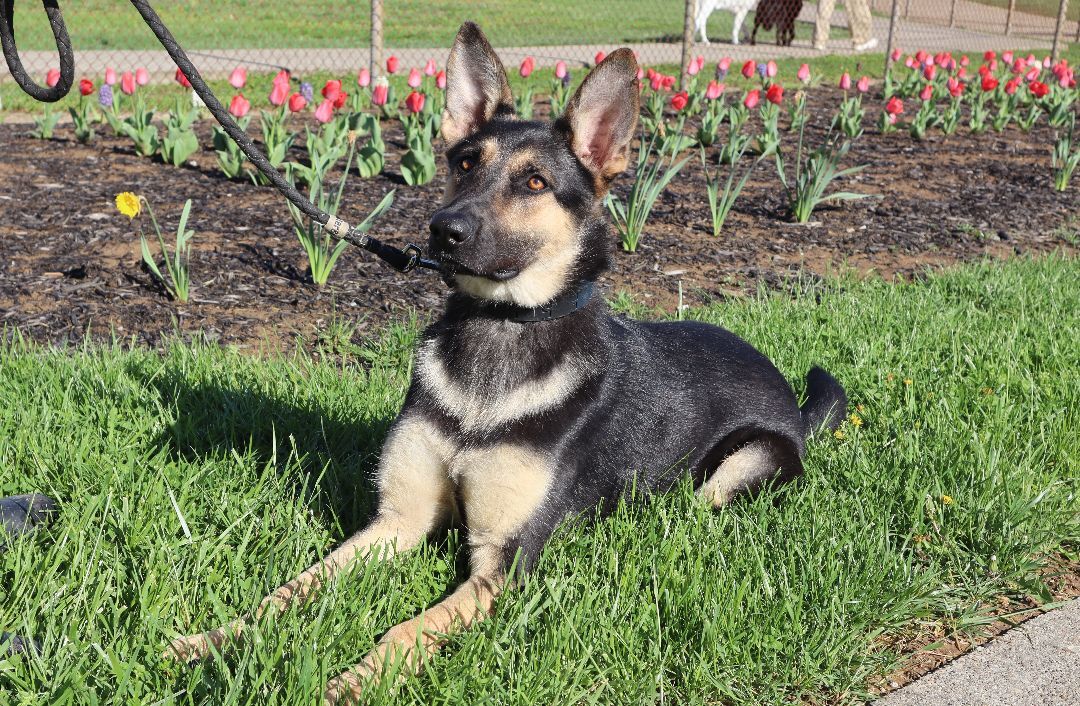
[{"x1": 0, "y1": 0, "x2": 75, "y2": 102}]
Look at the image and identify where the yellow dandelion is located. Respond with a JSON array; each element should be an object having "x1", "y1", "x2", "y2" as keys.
[
  {"x1": 849, "y1": 413, "x2": 863, "y2": 427},
  {"x1": 941, "y1": 494, "x2": 954, "y2": 505},
  {"x1": 903, "y1": 378, "x2": 913, "y2": 386},
  {"x1": 115, "y1": 192, "x2": 141, "y2": 219},
  {"x1": 833, "y1": 429, "x2": 846, "y2": 440}
]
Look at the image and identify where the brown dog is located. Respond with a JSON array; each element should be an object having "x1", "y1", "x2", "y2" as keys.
[{"x1": 751, "y1": 0, "x2": 804, "y2": 46}]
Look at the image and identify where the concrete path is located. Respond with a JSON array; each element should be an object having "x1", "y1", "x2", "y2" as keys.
[
  {"x1": 2, "y1": 5, "x2": 1070, "y2": 82},
  {"x1": 876, "y1": 598, "x2": 1080, "y2": 706}
]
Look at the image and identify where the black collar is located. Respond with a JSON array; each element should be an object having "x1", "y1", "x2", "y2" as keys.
[{"x1": 472, "y1": 280, "x2": 596, "y2": 323}]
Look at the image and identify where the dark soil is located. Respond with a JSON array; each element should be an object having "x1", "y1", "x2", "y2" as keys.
[{"x1": 1, "y1": 87, "x2": 1077, "y2": 350}]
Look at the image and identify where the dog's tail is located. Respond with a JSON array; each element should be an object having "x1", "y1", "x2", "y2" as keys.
[{"x1": 800, "y1": 366, "x2": 847, "y2": 436}]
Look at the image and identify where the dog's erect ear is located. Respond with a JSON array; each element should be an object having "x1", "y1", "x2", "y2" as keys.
[
  {"x1": 441, "y1": 22, "x2": 514, "y2": 147},
  {"x1": 560, "y1": 48, "x2": 640, "y2": 183}
]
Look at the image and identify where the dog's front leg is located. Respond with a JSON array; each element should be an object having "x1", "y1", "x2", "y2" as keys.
[
  {"x1": 323, "y1": 553, "x2": 506, "y2": 705},
  {"x1": 165, "y1": 414, "x2": 456, "y2": 662}
]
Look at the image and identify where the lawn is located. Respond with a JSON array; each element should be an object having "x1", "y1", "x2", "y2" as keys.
[{"x1": 1, "y1": 254, "x2": 1077, "y2": 705}]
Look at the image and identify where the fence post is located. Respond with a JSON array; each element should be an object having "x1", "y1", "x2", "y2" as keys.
[
  {"x1": 1005, "y1": 0, "x2": 1016, "y2": 35},
  {"x1": 948, "y1": 0, "x2": 957, "y2": 28},
  {"x1": 680, "y1": 0, "x2": 696, "y2": 90},
  {"x1": 371, "y1": 0, "x2": 384, "y2": 78},
  {"x1": 885, "y1": 0, "x2": 901, "y2": 77},
  {"x1": 1051, "y1": 0, "x2": 1068, "y2": 62}
]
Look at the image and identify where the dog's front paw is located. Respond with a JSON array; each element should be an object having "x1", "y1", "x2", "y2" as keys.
[{"x1": 162, "y1": 627, "x2": 231, "y2": 663}]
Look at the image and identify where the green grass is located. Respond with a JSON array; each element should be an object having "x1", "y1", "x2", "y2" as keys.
[{"x1": 1, "y1": 254, "x2": 1077, "y2": 704}]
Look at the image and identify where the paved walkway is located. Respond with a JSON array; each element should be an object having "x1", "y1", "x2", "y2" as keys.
[
  {"x1": 2, "y1": 4, "x2": 1071, "y2": 81},
  {"x1": 876, "y1": 598, "x2": 1080, "y2": 706}
]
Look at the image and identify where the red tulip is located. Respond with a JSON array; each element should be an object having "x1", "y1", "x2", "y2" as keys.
[
  {"x1": 919, "y1": 84, "x2": 933, "y2": 102},
  {"x1": 743, "y1": 89, "x2": 760, "y2": 109},
  {"x1": 45, "y1": 68, "x2": 61, "y2": 88},
  {"x1": 594, "y1": 51, "x2": 606, "y2": 65},
  {"x1": 322, "y1": 79, "x2": 342, "y2": 102},
  {"x1": 741, "y1": 60, "x2": 755, "y2": 79},
  {"x1": 670, "y1": 91, "x2": 688, "y2": 111},
  {"x1": 916, "y1": 50, "x2": 929, "y2": 63},
  {"x1": 229, "y1": 67, "x2": 247, "y2": 89},
  {"x1": 891, "y1": 48, "x2": 902, "y2": 62},
  {"x1": 856, "y1": 76, "x2": 870, "y2": 93},
  {"x1": 288, "y1": 93, "x2": 307, "y2": 112},
  {"x1": 105, "y1": 67, "x2": 117, "y2": 85},
  {"x1": 79, "y1": 78, "x2": 93, "y2": 96},
  {"x1": 694, "y1": 55, "x2": 705, "y2": 74},
  {"x1": 555, "y1": 61, "x2": 567, "y2": 79},
  {"x1": 372, "y1": 80, "x2": 389, "y2": 106},
  {"x1": 405, "y1": 90, "x2": 426, "y2": 114},
  {"x1": 386, "y1": 55, "x2": 399, "y2": 74},
  {"x1": 983, "y1": 50, "x2": 996, "y2": 62},
  {"x1": 174, "y1": 67, "x2": 190, "y2": 88},
  {"x1": 229, "y1": 94, "x2": 250, "y2": 118},
  {"x1": 333, "y1": 91, "x2": 348, "y2": 109},
  {"x1": 1004, "y1": 78, "x2": 1019, "y2": 95},
  {"x1": 946, "y1": 77, "x2": 964, "y2": 98},
  {"x1": 766, "y1": 83, "x2": 783, "y2": 105},
  {"x1": 1029, "y1": 81, "x2": 1049, "y2": 98},
  {"x1": 357, "y1": 68, "x2": 371, "y2": 87},
  {"x1": 839, "y1": 72, "x2": 852, "y2": 90},
  {"x1": 661, "y1": 74, "x2": 675, "y2": 90},
  {"x1": 958, "y1": 67, "x2": 968, "y2": 80},
  {"x1": 797, "y1": 63, "x2": 810, "y2": 84},
  {"x1": 650, "y1": 72, "x2": 663, "y2": 91},
  {"x1": 885, "y1": 96, "x2": 904, "y2": 115},
  {"x1": 135, "y1": 67, "x2": 149, "y2": 86},
  {"x1": 981, "y1": 74, "x2": 998, "y2": 92},
  {"x1": 519, "y1": 56, "x2": 535, "y2": 78},
  {"x1": 424, "y1": 58, "x2": 437, "y2": 76},
  {"x1": 436, "y1": 71, "x2": 446, "y2": 90},
  {"x1": 314, "y1": 99, "x2": 334, "y2": 124},
  {"x1": 120, "y1": 71, "x2": 136, "y2": 95},
  {"x1": 923, "y1": 64, "x2": 936, "y2": 81},
  {"x1": 705, "y1": 80, "x2": 724, "y2": 100}
]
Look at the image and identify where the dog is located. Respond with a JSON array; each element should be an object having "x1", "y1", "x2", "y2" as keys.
[
  {"x1": 696, "y1": 0, "x2": 758, "y2": 45},
  {"x1": 165, "y1": 22, "x2": 847, "y2": 704},
  {"x1": 751, "y1": 0, "x2": 804, "y2": 46}
]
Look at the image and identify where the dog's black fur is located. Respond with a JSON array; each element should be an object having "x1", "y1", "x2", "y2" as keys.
[
  {"x1": 168, "y1": 23, "x2": 846, "y2": 703},
  {"x1": 751, "y1": 0, "x2": 804, "y2": 46}
]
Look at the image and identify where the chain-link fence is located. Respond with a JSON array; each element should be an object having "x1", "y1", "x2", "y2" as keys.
[{"x1": 1, "y1": 0, "x2": 1076, "y2": 83}]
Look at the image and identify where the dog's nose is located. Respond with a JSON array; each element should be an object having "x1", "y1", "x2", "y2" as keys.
[{"x1": 429, "y1": 210, "x2": 477, "y2": 248}]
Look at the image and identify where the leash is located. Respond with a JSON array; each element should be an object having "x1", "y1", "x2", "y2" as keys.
[{"x1": 0, "y1": 0, "x2": 442, "y2": 275}]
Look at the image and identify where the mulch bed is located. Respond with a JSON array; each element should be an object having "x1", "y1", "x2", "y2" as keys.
[{"x1": 0, "y1": 87, "x2": 1076, "y2": 350}]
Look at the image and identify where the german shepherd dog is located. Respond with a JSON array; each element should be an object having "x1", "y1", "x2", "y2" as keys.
[{"x1": 166, "y1": 22, "x2": 847, "y2": 704}]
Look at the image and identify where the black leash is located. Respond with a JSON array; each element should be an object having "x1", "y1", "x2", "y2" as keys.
[{"x1": 0, "y1": 0, "x2": 441, "y2": 275}]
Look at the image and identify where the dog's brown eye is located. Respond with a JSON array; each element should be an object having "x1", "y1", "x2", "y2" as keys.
[
  {"x1": 527, "y1": 175, "x2": 547, "y2": 191},
  {"x1": 458, "y1": 158, "x2": 474, "y2": 172}
]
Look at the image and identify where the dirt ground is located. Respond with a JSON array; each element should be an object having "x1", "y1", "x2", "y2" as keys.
[{"x1": 1, "y1": 88, "x2": 1077, "y2": 350}]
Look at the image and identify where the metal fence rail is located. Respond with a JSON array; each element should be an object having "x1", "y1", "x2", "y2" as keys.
[{"x1": 0, "y1": 0, "x2": 1075, "y2": 84}]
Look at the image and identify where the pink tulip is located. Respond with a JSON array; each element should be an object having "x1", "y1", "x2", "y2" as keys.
[
  {"x1": 322, "y1": 79, "x2": 342, "y2": 101},
  {"x1": 905, "y1": 56, "x2": 916, "y2": 69},
  {"x1": 229, "y1": 94, "x2": 250, "y2": 118},
  {"x1": 1043, "y1": 55, "x2": 1051, "y2": 68},
  {"x1": 135, "y1": 67, "x2": 149, "y2": 86},
  {"x1": 856, "y1": 76, "x2": 870, "y2": 93},
  {"x1": 839, "y1": 72, "x2": 852, "y2": 90},
  {"x1": 45, "y1": 68, "x2": 60, "y2": 88},
  {"x1": 436, "y1": 71, "x2": 446, "y2": 90},
  {"x1": 594, "y1": 51, "x2": 606, "y2": 64},
  {"x1": 424, "y1": 58, "x2": 437, "y2": 76},
  {"x1": 555, "y1": 60, "x2": 567, "y2": 79},
  {"x1": 314, "y1": 99, "x2": 334, "y2": 123},
  {"x1": 891, "y1": 48, "x2": 902, "y2": 62},
  {"x1": 636, "y1": 66, "x2": 644, "y2": 81},
  {"x1": 270, "y1": 71, "x2": 290, "y2": 106},
  {"x1": 386, "y1": 55, "x2": 399, "y2": 74},
  {"x1": 105, "y1": 67, "x2": 117, "y2": 85},
  {"x1": 650, "y1": 72, "x2": 663, "y2": 91},
  {"x1": 408, "y1": 67, "x2": 422, "y2": 88},
  {"x1": 357, "y1": 68, "x2": 371, "y2": 87},
  {"x1": 718, "y1": 57, "x2": 731, "y2": 73},
  {"x1": 919, "y1": 84, "x2": 933, "y2": 101},
  {"x1": 743, "y1": 89, "x2": 760, "y2": 109},
  {"x1": 694, "y1": 55, "x2": 705, "y2": 73},
  {"x1": 705, "y1": 80, "x2": 723, "y2": 100},
  {"x1": 1002, "y1": 51, "x2": 1013, "y2": 65},
  {"x1": 766, "y1": 60, "x2": 777, "y2": 78},
  {"x1": 1025, "y1": 66, "x2": 1040, "y2": 82},
  {"x1": 797, "y1": 63, "x2": 810, "y2": 84},
  {"x1": 121, "y1": 71, "x2": 136, "y2": 95},
  {"x1": 687, "y1": 58, "x2": 700, "y2": 76},
  {"x1": 372, "y1": 79, "x2": 389, "y2": 106},
  {"x1": 229, "y1": 67, "x2": 247, "y2": 89},
  {"x1": 741, "y1": 60, "x2": 755, "y2": 79},
  {"x1": 960, "y1": 55, "x2": 970, "y2": 67},
  {"x1": 519, "y1": 56, "x2": 535, "y2": 78}
]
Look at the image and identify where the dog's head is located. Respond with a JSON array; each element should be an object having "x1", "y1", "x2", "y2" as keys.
[{"x1": 429, "y1": 22, "x2": 639, "y2": 308}]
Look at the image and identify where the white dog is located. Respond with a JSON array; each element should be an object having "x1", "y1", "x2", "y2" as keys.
[{"x1": 696, "y1": 0, "x2": 758, "y2": 45}]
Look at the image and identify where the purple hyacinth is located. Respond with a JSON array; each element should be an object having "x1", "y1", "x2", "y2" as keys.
[
  {"x1": 561, "y1": 72, "x2": 572, "y2": 87},
  {"x1": 300, "y1": 82, "x2": 314, "y2": 103},
  {"x1": 756, "y1": 63, "x2": 767, "y2": 79},
  {"x1": 98, "y1": 83, "x2": 113, "y2": 108},
  {"x1": 716, "y1": 66, "x2": 728, "y2": 81}
]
